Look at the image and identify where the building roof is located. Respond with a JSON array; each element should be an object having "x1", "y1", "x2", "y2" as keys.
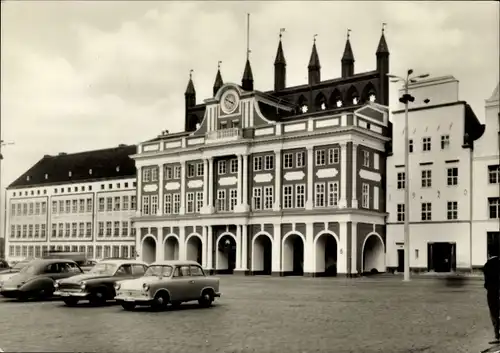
[{"x1": 8, "y1": 144, "x2": 137, "y2": 189}]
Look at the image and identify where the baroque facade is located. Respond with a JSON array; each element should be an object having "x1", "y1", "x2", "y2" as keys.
[
  {"x1": 132, "y1": 29, "x2": 392, "y2": 277},
  {"x1": 4, "y1": 145, "x2": 138, "y2": 262}
]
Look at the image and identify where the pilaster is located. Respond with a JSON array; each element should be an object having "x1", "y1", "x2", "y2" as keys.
[
  {"x1": 201, "y1": 157, "x2": 214, "y2": 214},
  {"x1": 179, "y1": 226, "x2": 186, "y2": 261},
  {"x1": 156, "y1": 227, "x2": 164, "y2": 261},
  {"x1": 135, "y1": 167, "x2": 142, "y2": 217},
  {"x1": 234, "y1": 154, "x2": 250, "y2": 212},
  {"x1": 201, "y1": 226, "x2": 208, "y2": 268},
  {"x1": 351, "y1": 143, "x2": 358, "y2": 209},
  {"x1": 242, "y1": 154, "x2": 249, "y2": 207},
  {"x1": 337, "y1": 222, "x2": 348, "y2": 274},
  {"x1": 180, "y1": 161, "x2": 186, "y2": 215},
  {"x1": 338, "y1": 142, "x2": 347, "y2": 208},
  {"x1": 351, "y1": 221, "x2": 358, "y2": 276},
  {"x1": 273, "y1": 149, "x2": 282, "y2": 211},
  {"x1": 241, "y1": 224, "x2": 248, "y2": 270},
  {"x1": 235, "y1": 225, "x2": 242, "y2": 269},
  {"x1": 271, "y1": 223, "x2": 281, "y2": 275},
  {"x1": 206, "y1": 225, "x2": 213, "y2": 270},
  {"x1": 305, "y1": 146, "x2": 314, "y2": 210},
  {"x1": 158, "y1": 164, "x2": 164, "y2": 215},
  {"x1": 304, "y1": 222, "x2": 314, "y2": 273}
]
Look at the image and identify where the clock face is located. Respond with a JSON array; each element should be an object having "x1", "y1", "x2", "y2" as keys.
[{"x1": 221, "y1": 91, "x2": 239, "y2": 114}]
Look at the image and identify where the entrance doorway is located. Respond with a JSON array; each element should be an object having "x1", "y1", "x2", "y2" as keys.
[
  {"x1": 428, "y1": 242, "x2": 456, "y2": 272},
  {"x1": 282, "y1": 234, "x2": 304, "y2": 276},
  {"x1": 252, "y1": 234, "x2": 272, "y2": 275},
  {"x1": 397, "y1": 249, "x2": 404, "y2": 273},
  {"x1": 487, "y1": 232, "x2": 500, "y2": 258},
  {"x1": 216, "y1": 234, "x2": 237, "y2": 274}
]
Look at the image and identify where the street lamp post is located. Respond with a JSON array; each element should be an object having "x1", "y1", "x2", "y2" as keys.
[{"x1": 387, "y1": 70, "x2": 429, "y2": 282}]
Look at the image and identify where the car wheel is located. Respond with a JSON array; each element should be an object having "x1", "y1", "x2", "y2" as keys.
[
  {"x1": 89, "y1": 289, "x2": 107, "y2": 306},
  {"x1": 151, "y1": 292, "x2": 169, "y2": 311},
  {"x1": 198, "y1": 290, "x2": 214, "y2": 308},
  {"x1": 63, "y1": 298, "x2": 79, "y2": 307},
  {"x1": 121, "y1": 302, "x2": 136, "y2": 311}
]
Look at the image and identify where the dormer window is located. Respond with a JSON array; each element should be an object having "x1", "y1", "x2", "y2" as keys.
[
  {"x1": 336, "y1": 100, "x2": 343, "y2": 108},
  {"x1": 44, "y1": 174, "x2": 48, "y2": 180},
  {"x1": 89, "y1": 169, "x2": 93, "y2": 175},
  {"x1": 320, "y1": 102, "x2": 326, "y2": 110},
  {"x1": 68, "y1": 171, "x2": 72, "y2": 177},
  {"x1": 300, "y1": 104, "x2": 308, "y2": 113},
  {"x1": 369, "y1": 94, "x2": 376, "y2": 102}
]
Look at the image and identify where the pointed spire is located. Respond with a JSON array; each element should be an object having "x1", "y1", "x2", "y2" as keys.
[
  {"x1": 274, "y1": 28, "x2": 286, "y2": 65},
  {"x1": 342, "y1": 29, "x2": 354, "y2": 62},
  {"x1": 185, "y1": 69, "x2": 195, "y2": 95},
  {"x1": 213, "y1": 61, "x2": 224, "y2": 97},
  {"x1": 308, "y1": 34, "x2": 321, "y2": 69},
  {"x1": 274, "y1": 28, "x2": 286, "y2": 91},
  {"x1": 242, "y1": 59, "x2": 254, "y2": 91},
  {"x1": 376, "y1": 23, "x2": 389, "y2": 55}
]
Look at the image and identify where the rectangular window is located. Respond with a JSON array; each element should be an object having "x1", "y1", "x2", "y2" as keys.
[
  {"x1": 295, "y1": 184, "x2": 305, "y2": 208},
  {"x1": 264, "y1": 155, "x2": 274, "y2": 170},
  {"x1": 217, "y1": 190, "x2": 226, "y2": 212},
  {"x1": 86, "y1": 198, "x2": 93, "y2": 212},
  {"x1": 105, "y1": 197, "x2": 112, "y2": 211},
  {"x1": 173, "y1": 194, "x2": 180, "y2": 214},
  {"x1": 283, "y1": 153, "x2": 294, "y2": 169},
  {"x1": 131, "y1": 196, "x2": 137, "y2": 210},
  {"x1": 79, "y1": 199, "x2": 85, "y2": 213},
  {"x1": 98, "y1": 222, "x2": 104, "y2": 236},
  {"x1": 186, "y1": 192, "x2": 195, "y2": 213},
  {"x1": 315, "y1": 150, "x2": 326, "y2": 166},
  {"x1": 106, "y1": 221, "x2": 112, "y2": 236},
  {"x1": 41, "y1": 201, "x2": 47, "y2": 214},
  {"x1": 28, "y1": 224, "x2": 33, "y2": 237},
  {"x1": 164, "y1": 194, "x2": 172, "y2": 214},
  {"x1": 447, "y1": 167, "x2": 458, "y2": 186},
  {"x1": 196, "y1": 192, "x2": 204, "y2": 213},
  {"x1": 142, "y1": 196, "x2": 150, "y2": 215},
  {"x1": 35, "y1": 202, "x2": 41, "y2": 215},
  {"x1": 229, "y1": 189, "x2": 238, "y2": 211},
  {"x1": 218, "y1": 160, "x2": 227, "y2": 175},
  {"x1": 23, "y1": 203, "x2": 28, "y2": 215},
  {"x1": 441, "y1": 134, "x2": 450, "y2": 149},
  {"x1": 41, "y1": 224, "x2": 46, "y2": 237},
  {"x1": 362, "y1": 183, "x2": 370, "y2": 208},
  {"x1": 447, "y1": 201, "x2": 458, "y2": 220},
  {"x1": 314, "y1": 183, "x2": 325, "y2": 207},
  {"x1": 187, "y1": 164, "x2": 195, "y2": 178},
  {"x1": 65, "y1": 223, "x2": 70, "y2": 237},
  {"x1": 104, "y1": 246, "x2": 111, "y2": 258},
  {"x1": 230, "y1": 159, "x2": 238, "y2": 174},
  {"x1": 488, "y1": 197, "x2": 500, "y2": 219},
  {"x1": 65, "y1": 200, "x2": 71, "y2": 213},
  {"x1": 122, "y1": 196, "x2": 129, "y2": 211},
  {"x1": 58, "y1": 223, "x2": 63, "y2": 237},
  {"x1": 72, "y1": 200, "x2": 77, "y2": 213},
  {"x1": 422, "y1": 137, "x2": 431, "y2": 151},
  {"x1": 263, "y1": 186, "x2": 273, "y2": 210},
  {"x1": 87, "y1": 246, "x2": 94, "y2": 259},
  {"x1": 71, "y1": 222, "x2": 77, "y2": 237},
  {"x1": 51, "y1": 201, "x2": 57, "y2": 214},
  {"x1": 409, "y1": 139, "x2": 413, "y2": 153},
  {"x1": 488, "y1": 165, "x2": 500, "y2": 184},
  {"x1": 327, "y1": 181, "x2": 339, "y2": 207},
  {"x1": 114, "y1": 221, "x2": 120, "y2": 236},
  {"x1": 143, "y1": 168, "x2": 151, "y2": 182},
  {"x1": 328, "y1": 148, "x2": 340, "y2": 164},
  {"x1": 421, "y1": 202, "x2": 432, "y2": 221},
  {"x1": 283, "y1": 185, "x2": 293, "y2": 209},
  {"x1": 253, "y1": 156, "x2": 263, "y2": 171},
  {"x1": 29, "y1": 203, "x2": 34, "y2": 215},
  {"x1": 421, "y1": 170, "x2": 432, "y2": 188},
  {"x1": 252, "y1": 187, "x2": 262, "y2": 211},
  {"x1": 86, "y1": 222, "x2": 92, "y2": 237},
  {"x1": 98, "y1": 198, "x2": 105, "y2": 212},
  {"x1": 165, "y1": 166, "x2": 173, "y2": 180},
  {"x1": 121, "y1": 246, "x2": 129, "y2": 259},
  {"x1": 363, "y1": 151, "x2": 370, "y2": 168},
  {"x1": 397, "y1": 204, "x2": 405, "y2": 222},
  {"x1": 174, "y1": 166, "x2": 181, "y2": 179},
  {"x1": 151, "y1": 168, "x2": 158, "y2": 182},
  {"x1": 197, "y1": 163, "x2": 204, "y2": 177},
  {"x1": 122, "y1": 221, "x2": 128, "y2": 236},
  {"x1": 34, "y1": 224, "x2": 40, "y2": 238},
  {"x1": 79, "y1": 222, "x2": 84, "y2": 237},
  {"x1": 16, "y1": 225, "x2": 21, "y2": 238},
  {"x1": 114, "y1": 196, "x2": 120, "y2": 211},
  {"x1": 22, "y1": 225, "x2": 27, "y2": 237},
  {"x1": 150, "y1": 195, "x2": 158, "y2": 215},
  {"x1": 96, "y1": 246, "x2": 103, "y2": 259},
  {"x1": 296, "y1": 151, "x2": 305, "y2": 168}
]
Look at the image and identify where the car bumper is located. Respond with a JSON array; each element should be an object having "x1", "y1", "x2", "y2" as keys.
[
  {"x1": 0, "y1": 288, "x2": 20, "y2": 298},
  {"x1": 115, "y1": 295, "x2": 153, "y2": 304},
  {"x1": 54, "y1": 290, "x2": 90, "y2": 298}
]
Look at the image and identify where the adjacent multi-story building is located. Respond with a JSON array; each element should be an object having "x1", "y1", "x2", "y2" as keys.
[
  {"x1": 386, "y1": 76, "x2": 485, "y2": 273},
  {"x1": 4, "y1": 145, "x2": 138, "y2": 263},
  {"x1": 132, "y1": 28, "x2": 392, "y2": 277},
  {"x1": 472, "y1": 83, "x2": 500, "y2": 267}
]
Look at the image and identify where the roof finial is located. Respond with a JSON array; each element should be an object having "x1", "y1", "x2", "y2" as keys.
[
  {"x1": 313, "y1": 33, "x2": 318, "y2": 43},
  {"x1": 279, "y1": 27, "x2": 285, "y2": 40},
  {"x1": 218, "y1": 61, "x2": 222, "y2": 70},
  {"x1": 246, "y1": 13, "x2": 251, "y2": 60},
  {"x1": 189, "y1": 69, "x2": 193, "y2": 80},
  {"x1": 347, "y1": 28, "x2": 351, "y2": 40},
  {"x1": 382, "y1": 22, "x2": 387, "y2": 34}
]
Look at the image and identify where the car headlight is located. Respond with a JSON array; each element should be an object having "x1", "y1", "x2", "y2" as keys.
[
  {"x1": 54, "y1": 281, "x2": 59, "y2": 288},
  {"x1": 80, "y1": 281, "x2": 86, "y2": 290},
  {"x1": 114, "y1": 283, "x2": 121, "y2": 290},
  {"x1": 142, "y1": 283, "x2": 150, "y2": 291}
]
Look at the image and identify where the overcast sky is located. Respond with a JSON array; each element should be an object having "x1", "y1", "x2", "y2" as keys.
[{"x1": 0, "y1": 1, "x2": 498, "y2": 192}]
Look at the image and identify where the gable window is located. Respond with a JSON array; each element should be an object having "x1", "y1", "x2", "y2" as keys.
[
  {"x1": 253, "y1": 156, "x2": 263, "y2": 171},
  {"x1": 252, "y1": 187, "x2": 262, "y2": 211},
  {"x1": 264, "y1": 186, "x2": 274, "y2": 210},
  {"x1": 143, "y1": 168, "x2": 151, "y2": 182},
  {"x1": 174, "y1": 166, "x2": 181, "y2": 179},
  {"x1": 229, "y1": 189, "x2": 238, "y2": 211},
  {"x1": 218, "y1": 160, "x2": 226, "y2": 175},
  {"x1": 284, "y1": 153, "x2": 293, "y2": 169},
  {"x1": 328, "y1": 148, "x2": 340, "y2": 164},
  {"x1": 186, "y1": 192, "x2": 194, "y2": 213},
  {"x1": 264, "y1": 155, "x2": 274, "y2": 170},
  {"x1": 397, "y1": 204, "x2": 405, "y2": 222},
  {"x1": 173, "y1": 194, "x2": 180, "y2": 214},
  {"x1": 164, "y1": 194, "x2": 172, "y2": 214},
  {"x1": 196, "y1": 192, "x2": 203, "y2": 213},
  {"x1": 441, "y1": 135, "x2": 450, "y2": 149},
  {"x1": 362, "y1": 183, "x2": 370, "y2": 208},
  {"x1": 421, "y1": 202, "x2": 432, "y2": 221},
  {"x1": 296, "y1": 151, "x2": 305, "y2": 168},
  {"x1": 295, "y1": 184, "x2": 305, "y2": 208},
  {"x1": 447, "y1": 201, "x2": 458, "y2": 220},
  {"x1": 488, "y1": 165, "x2": 500, "y2": 184},
  {"x1": 314, "y1": 183, "x2": 325, "y2": 207},
  {"x1": 409, "y1": 139, "x2": 413, "y2": 153},
  {"x1": 421, "y1": 170, "x2": 432, "y2": 188},
  {"x1": 327, "y1": 182, "x2": 339, "y2": 207},
  {"x1": 187, "y1": 164, "x2": 196, "y2": 178},
  {"x1": 216, "y1": 190, "x2": 226, "y2": 212},
  {"x1": 230, "y1": 159, "x2": 238, "y2": 174},
  {"x1": 196, "y1": 163, "x2": 204, "y2": 177},
  {"x1": 315, "y1": 150, "x2": 326, "y2": 166},
  {"x1": 422, "y1": 137, "x2": 432, "y2": 151},
  {"x1": 447, "y1": 167, "x2": 458, "y2": 186},
  {"x1": 488, "y1": 197, "x2": 500, "y2": 219},
  {"x1": 165, "y1": 167, "x2": 173, "y2": 180},
  {"x1": 363, "y1": 151, "x2": 370, "y2": 168},
  {"x1": 283, "y1": 185, "x2": 293, "y2": 209}
]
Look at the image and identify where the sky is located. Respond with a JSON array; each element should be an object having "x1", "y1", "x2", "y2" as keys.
[{"x1": 0, "y1": 1, "x2": 498, "y2": 231}]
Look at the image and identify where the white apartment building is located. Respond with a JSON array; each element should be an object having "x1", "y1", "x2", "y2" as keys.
[
  {"x1": 472, "y1": 83, "x2": 500, "y2": 267},
  {"x1": 4, "y1": 145, "x2": 138, "y2": 263},
  {"x1": 386, "y1": 76, "x2": 485, "y2": 273}
]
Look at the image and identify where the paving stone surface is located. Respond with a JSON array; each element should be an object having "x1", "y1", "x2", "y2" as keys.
[{"x1": 0, "y1": 275, "x2": 495, "y2": 353}]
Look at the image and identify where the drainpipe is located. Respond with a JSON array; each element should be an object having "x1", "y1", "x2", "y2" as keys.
[{"x1": 469, "y1": 144, "x2": 473, "y2": 273}]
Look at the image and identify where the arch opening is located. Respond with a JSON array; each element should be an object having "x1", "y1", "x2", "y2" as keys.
[
  {"x1": 216, "y1": 234, "x2": 237, "y2": 274},
  {"x1": 282, "y1": 234, "x2": 304, "y2": 276},
  {"x1": 186, "y1": 236, "x2": 203, "y2": 265},
  {"x1": 252, "y1": 234, "x2": 272, "y2": 275},
  {"x1": 164, "y1": 237, "x2": 179, "y2": 260},
  {"x1": 315, "y1": 233, "x2": 338, "y2": 277},
  {"x1": 362, "y1": 234, "x2": 385, "y2": 274},
  {"x1": 142, "y1": 237, "x2": 156, "y2": 264}
]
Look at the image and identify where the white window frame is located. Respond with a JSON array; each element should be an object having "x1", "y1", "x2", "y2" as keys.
[
  {"x1": 174, "y1": 166, "x2": 181, "y2": 179},
  {"x1": 143, "y1": 168, "x2": 151, "y2": 182},
  {"x1": 408, "y1": 139, "x2": 413, "y2": 153},
  {"x1": 327, "y1": 181, "x2": 339, "y2": 207},
  {"x1": 142, "y1": 196, "x2": 150, "y2": 215},
  {"x1": 252, "y1": 187, "x2": 262, "y2": 211},
  {"x1": 422, "y1": 137, "x2": 432, "y2": 152},
  {"x1": 488, "y1": 197, "x2": 500, "y2": 219},
  {"x1": 421, "y1": 170, "x2": 432, "y2": 188},
  {"x1": 230, "y1": 159, "x2": 238, "y2": 174},
  {"x1": 421, "y1": 202, "x2": 432, "y2": 221},
  {"x1": 328, "y1": 148, "x2": 340, "y2": 164},
  {"x1": 441, "y1": 134, "x2": 450, "y2": 150},
  {"x1": 229, "y1": 189, "x2": 238, "y2": 211},
  {"x1": 165, "y1": 166, "x2": 173, "y2": 180},
  {"x1": 218, "y1": 160, "x2": 226, "y2": 175},
  {"x1": 362, "y1": 183, "x2": 370, "y2": 208},
  {"x1": 397, "y1": 172, "x2": 405, "y2": 189},
  {"x1": 151, "y1": 168, "x2": 158, "y2": 182},
  {"x1": 283, "y1": 153, "x2": 293, "y2": 169},
  {"x1": 295, "y1": 184, "x2": 305, "y2": 208},
  {"x1": 253, "y1": 156, "x2": 263, "y2": 172},
  {"x1": 187, "y1": 164, "x2": 196, "y2": 178},
  {"x1": 315, "y1": 150, "x2": 326, "y2": 166},
  {"x1": 283, "y1": 185, "x2": 293, "y2": 209},
  {"x1": 164, "y1": 194, "x2": 172, "y2": 215},
  {"x1": 264, "y1": 186, "x2": 273, "y2": 210},
  {"x1": 447, "y1": 167, "x2": 458, "y2": 186},
  {"x1": 314, "y1": 183, "x2": 325, "y2": 207},
  {"x1": 173, "y1": 193, "x2": 180, "y2": 214},
  {"x1": 397, "y1": 204, "x2": 405, "y2": 222},
  {"x1": 264, "y1": 155, "x2": 274, "y2": 170},
  {"x1": 447, "y1": 201, "x2": 458, "y2": 220},
  {"x1": 186, "y1": 192, "x2": 195, "y2": 213},
  {"x1": 217, "y1": 190, "x2": 226, "y2": 212},
  {"x1": 150, "y1": 195, "x2": 158, "y2": 215},
  {"x1": 195, "y1": 192, "x2": 203, "y2": 213},
  {"x1": 296, "y1": 151, "x2": 305, "y2": 168},
  {"x1": 363, "y1": 151, "x2": 370, "y2": 167},
  {"x1": 196, "y1": 163, "x2": 204, "y2": 177},
  {"x1": 488, "y1": 165, "x2": 500, "y2": 184}
]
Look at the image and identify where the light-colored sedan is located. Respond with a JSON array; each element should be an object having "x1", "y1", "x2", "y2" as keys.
[{"x1": 114, "y1": 260, "x2": 221, "y2": 311}]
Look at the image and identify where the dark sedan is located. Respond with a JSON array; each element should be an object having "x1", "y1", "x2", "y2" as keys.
[{"x1": 0, "y1": 259, "x2": 83, "y2": 301}]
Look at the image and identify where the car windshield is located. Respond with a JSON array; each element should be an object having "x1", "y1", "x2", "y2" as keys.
[
  {"x1": 144, "y1": 265, "x2": 173, "y2": 277},
  {"x1": 88, "y1": 263, "x2": 118, "y2": 275}
]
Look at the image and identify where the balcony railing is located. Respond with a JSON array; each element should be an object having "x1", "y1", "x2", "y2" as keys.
[{"x1": 206, "y1": 128, "x2": 242, "y2": 142}]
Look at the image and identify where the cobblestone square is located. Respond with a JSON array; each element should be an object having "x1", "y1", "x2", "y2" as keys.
[{"x1": 0, "y1": 276, "x2": 494, "y2": 353}]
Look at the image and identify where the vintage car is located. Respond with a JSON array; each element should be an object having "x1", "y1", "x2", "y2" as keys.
[
  {"x1": 54, "y1": 259, "x2": 148, "y2": 306},
  {"x1": 0, "y1": 259, "x2": 83, "y2": 301},
  {"x1": 0, "y1": 259, "x2": 9, "y2": 270},
  {"x1": 114, "y1": 260, "x2": 221, "y2": 311}
]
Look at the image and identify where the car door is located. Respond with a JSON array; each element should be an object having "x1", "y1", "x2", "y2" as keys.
[
  {"x1": 130, "y1": 264, "x2": 147, "y2": 278},
  {"x1": 43, "y1": 263, "x2": 66, "y2": 281},
  {"x1": 115, "y1": 264, "x2": 134, "y2": 281},
  {"x1": 189, "y1": 265, "x2": 206, "y2": 298},
  {"x1": 169, "y1": 266, "x2": 193, "y2": 301}
]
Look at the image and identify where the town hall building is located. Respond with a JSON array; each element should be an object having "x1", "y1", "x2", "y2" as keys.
[{"x1": 131, "y1": 28, "x2": 392, "y2": 277}]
